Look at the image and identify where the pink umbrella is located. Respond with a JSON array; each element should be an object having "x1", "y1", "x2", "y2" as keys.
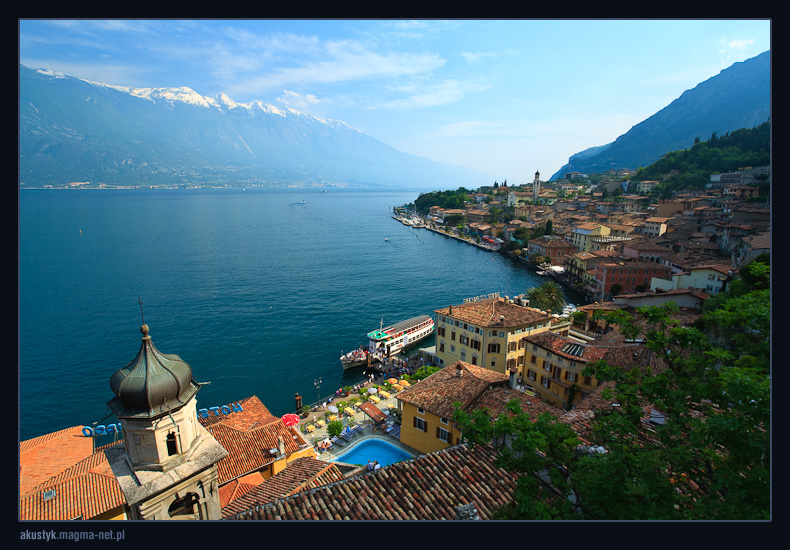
[{"x1": 281, "y1": 413, "x2": 300, "y2": 427}]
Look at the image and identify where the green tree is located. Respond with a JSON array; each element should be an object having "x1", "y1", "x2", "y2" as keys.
[
  {"x1": 326, "y1": 420, "x2": 344, "y2": 438},
  {"x1": 527, "y1": 281, "x2": 565, "y2": 312},
  {"x1": 411, "y1": 365, "x2": 441, "y2": 381},
  {"x1": 453, "y1": 294, "x2": 770, "y2": 520}
]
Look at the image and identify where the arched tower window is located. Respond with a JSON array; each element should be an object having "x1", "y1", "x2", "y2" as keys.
[
  {"x1": 166, "y1": 432, "x2": 179, "y2": 456},
  {"x1": 168, "y1": 493, "x2": 199, "y2": 519}
]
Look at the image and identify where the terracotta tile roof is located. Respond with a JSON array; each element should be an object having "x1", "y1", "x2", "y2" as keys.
[
  {"x1": 20, "y1": 426, "x2": 96, "y2": 496},
  {"x1": 219, "y1": 472, "x2": 265, "y2": 509},
  {"x1": 435, "y1": 297, "x2": 550, "y2": 328},
  {"x1": 19, "y1": 440, "x2": 126, "y2": 520},
  {"x1": 524, "y1": 331, "x2": 658, "y2": 372},
  {"x1": 358, "y1": 401, "x2": 387, "y2": 423},
  {"x1": 396, "y1": 361, "x2": 509, "y2": 419},
  {"x1": 198, "y1": 395, "x2": 276, "y2": 430},
  {"x1": 204, "y1": 417, "x2": 306, "y2": 484},
  {"x1": 221, "y1": 457, "x2": 346, "y2": 518},
  {"x1": 472, "y1": 387, "x2": 562, "y2": 420},
  {"x1": 558, "y1": 382, "x2": 617, "y2": 444},
  {"x1": 228, "y1": 444, "x2": 518, "y2": 520}
]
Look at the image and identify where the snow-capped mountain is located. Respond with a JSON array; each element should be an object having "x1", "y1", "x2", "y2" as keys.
[{"x1": 19, "y1": 65, "x2": 489, "y2": 189}]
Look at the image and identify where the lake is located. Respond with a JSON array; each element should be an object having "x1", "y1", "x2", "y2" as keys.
[{"x1": 18, "y1": 187, "x2": 575, "y2": 441}]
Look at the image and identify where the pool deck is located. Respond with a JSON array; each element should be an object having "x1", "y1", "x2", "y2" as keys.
[{"x1": 295, "y1": 367, "x2": 419, "y2": 463}]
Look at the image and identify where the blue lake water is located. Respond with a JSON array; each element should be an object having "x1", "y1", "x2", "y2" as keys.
[{"x1": 19, "y1": 187, "x2": 577, "y2": 441}]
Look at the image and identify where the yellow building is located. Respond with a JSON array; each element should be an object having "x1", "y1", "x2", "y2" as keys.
[
  {"x1": 568, "y1": 222, "x2": 611, "y2": 252},
  {"x1": 396, "y1": 361, "x2": 561, "y2": 454},
  {"x1": 434, "y1": 294, "x2": 567, "y2": 378},
  {"x1": 521, "y1": 331, "x2": 653, "y2": 408}
]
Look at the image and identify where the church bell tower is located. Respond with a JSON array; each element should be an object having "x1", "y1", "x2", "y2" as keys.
[
  {"x1": 105, "y1": 321, "x2": 227, "y2": 520},
  {"x1": 532, "y1": 170, "x2": 541, "y2": 203}
]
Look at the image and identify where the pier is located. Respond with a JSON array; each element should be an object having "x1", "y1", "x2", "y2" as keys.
[{"x1": 392, "y1": 215, "x2": 501, "y2": 252}]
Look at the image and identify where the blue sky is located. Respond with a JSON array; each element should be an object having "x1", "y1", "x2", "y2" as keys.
[{"x1": 19, "y1": 19, "x2": 771, "y2": 182}]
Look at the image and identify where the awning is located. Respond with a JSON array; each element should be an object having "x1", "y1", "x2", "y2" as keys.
[{"x1": 359, "y1": 401, "x2": 387, "y2": 423}]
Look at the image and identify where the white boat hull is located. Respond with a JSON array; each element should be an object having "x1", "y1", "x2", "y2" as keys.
[{"x1": 367, "y1": 315, "x2": 434, "y2": 359}]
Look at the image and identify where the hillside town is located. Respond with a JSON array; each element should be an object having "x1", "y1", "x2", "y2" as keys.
[
  {"x1": 19, "y1": 164, "x2": 770, "y2": 523},
  {"x1": 398, "y1": 166, "x2": 770, "y2": 302}
]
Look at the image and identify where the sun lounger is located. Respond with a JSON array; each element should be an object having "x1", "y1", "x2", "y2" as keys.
[
  {"x1": 340, "y1": 427, "x2": 356, "y2": 442},
  {"x1": 353, "y1": 424, "x2": 366, "y2": 436},
  {"x1": 331, "y1": 435, "x2": 346, "y2": 447}
]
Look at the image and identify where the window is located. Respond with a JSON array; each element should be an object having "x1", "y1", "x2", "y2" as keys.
[
  {"x1": 451, "y1": 331, "x2": 456, "y2": 341},
  {"x1": 527, "y1": 369, "x2": 536, "y2": 380},
  {"x1": 439, "y1": 342, "x2": 445, "y2": 352},
  {"x1": 166, "y1": 432, "x2": 179, "y2": 456},
  {"x1": 541, "y1": 376, "x2": 550, "y2": 388},
  {"x1": 438, "y1": 327, "x2": 445, "y2": 337},
  {"x1": 414, "y1": 417, "x2": 427, "y2": 432},
  {"x1": 488, "y1": 343, "x2": 500, "y2": 353},
  {"x1": 437, "y1": 427, "x2": 450, "y2": 442},
  {"x1": 583, "y1": 375, "x2": 592, "y2": 385},
  {"x1": 565, "y1": 371, "x2": 577, "y2": 382},
  {"x1": 471, "y1": 355, "x2": 477, "y2": 365}
]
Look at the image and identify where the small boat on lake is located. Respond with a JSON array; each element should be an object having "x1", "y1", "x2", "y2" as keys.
[{"x1": 339, "y1": 347, "x2": 373, "y2": 370}]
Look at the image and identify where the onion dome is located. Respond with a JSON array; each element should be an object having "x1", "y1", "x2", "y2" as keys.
[{"x1": 108, "y1": 324, "x2": 200, "y2": 419}]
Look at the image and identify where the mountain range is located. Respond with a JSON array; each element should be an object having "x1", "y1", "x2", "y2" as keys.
[
  {"x1": 19, "y1": 65, "x2": 492, "y2": 189},
  {"x1": 550, "y1": 50, "x2": 770, "y2": 180},
  {"x1": 19, "y1": 50, "x2": 770, "y2": 190}
]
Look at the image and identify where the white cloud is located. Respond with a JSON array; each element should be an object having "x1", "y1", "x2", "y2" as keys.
[{"x1": 277, "y1": 89, "x2": 321, "y2": 108}]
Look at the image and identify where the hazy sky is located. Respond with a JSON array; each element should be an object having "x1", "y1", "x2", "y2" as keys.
[{"x1": 19, "y1": 19, "x2": 771, "y2": 182}]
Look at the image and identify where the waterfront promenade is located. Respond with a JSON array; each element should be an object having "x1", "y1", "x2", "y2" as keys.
[{"x1": 294, "y1": 355, "x2": 421, "y2": 460}]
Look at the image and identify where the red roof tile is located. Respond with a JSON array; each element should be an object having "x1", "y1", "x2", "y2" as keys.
[{"x1": 229, "y1": 444, "x2": 517, "y2": 520}]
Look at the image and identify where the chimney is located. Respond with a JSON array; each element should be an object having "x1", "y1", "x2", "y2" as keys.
[
  {"x1": 456, "y1": 363, "x2": 463, "y2": 377},
  {"x1": 499, "y1": 315, "x2": 505, "y2": 324},
  {"x1": 456, "y1": 502, "x2": 480, "y2": 520},
  {"x1": 278, "y1": 436, "x2": 285, "y2": 457}
]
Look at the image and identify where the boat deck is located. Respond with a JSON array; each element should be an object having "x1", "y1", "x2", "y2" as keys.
[{"x1": 368, "y1": 315, "x2": 432, "y2": 339}]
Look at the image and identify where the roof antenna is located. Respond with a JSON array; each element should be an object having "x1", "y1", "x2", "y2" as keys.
[{"x1": 138, "y1": 296, "x2": 145, "y2": 325}]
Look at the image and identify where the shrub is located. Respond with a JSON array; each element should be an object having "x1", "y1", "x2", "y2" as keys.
[{"x1": 327, "y1": 420, "x2": 344, "y2": 438}]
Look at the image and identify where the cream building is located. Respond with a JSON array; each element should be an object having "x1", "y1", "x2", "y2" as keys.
[
  {"x1": 433, "y1": 294, "x2": 568, "y2": 378},
  {"x1": 568, "y1": 222, "x2": 611, "y2": 252}
]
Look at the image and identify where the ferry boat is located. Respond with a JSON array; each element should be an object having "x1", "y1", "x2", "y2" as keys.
[{"x1": 367, "y1": 315, "x2": 434, "y2": 359}]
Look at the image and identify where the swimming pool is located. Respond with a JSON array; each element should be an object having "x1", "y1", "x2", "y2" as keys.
[{"x1": 331, "y1": 438, "x2": 413, "y2": 467}]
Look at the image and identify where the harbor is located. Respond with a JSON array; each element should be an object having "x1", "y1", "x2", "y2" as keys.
[{"x1": 392, "y1": 214, "x2": 502, "y2": 252}]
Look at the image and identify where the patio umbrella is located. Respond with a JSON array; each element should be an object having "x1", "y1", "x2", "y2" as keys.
[
  {"x1": 327, "y1": 405, "x2": 339, "y2": 413},
  {"x1": 281, "y1": 413, "x2": 300, "y2": 426},
  {"x1": 388, "y1": 378, "x2": 398, "y2": 384},
  {"x1": 367, "y1": 387, "x2": 378, "y2": 394},
  {"x1": 399, "y1": 380, "x2": 411, "y2": 387}
]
